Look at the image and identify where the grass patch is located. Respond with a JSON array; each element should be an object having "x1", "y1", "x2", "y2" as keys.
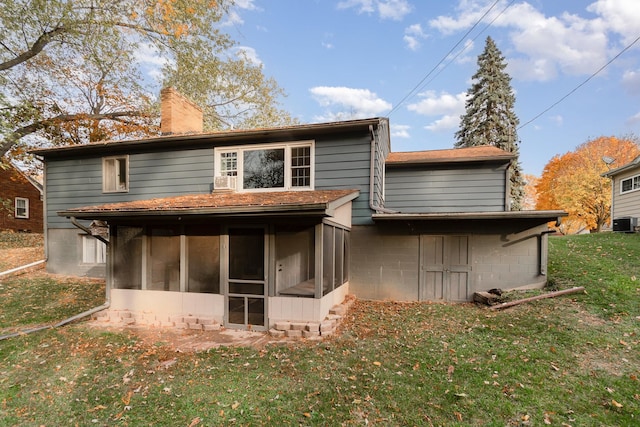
[
  {"x1": 1, "y1": 233, "x2": 639, "y2": 425},
  {"x1": 0, "y1": 273, "x2": 105, "y2": 333}
]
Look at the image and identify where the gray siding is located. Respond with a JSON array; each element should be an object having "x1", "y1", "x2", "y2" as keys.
[
  {"x1": 315, "y1": 135, "x2": 373, "y2": 225},
  {"x1": 385, "y1": 165, "x2": 507, "y2": 213},
  {"x1": 611, "y1": 169, "x2": 640, "y2": 220},
  {"x1": 46, "y1": 148, "x2": 214, "y2": 227}
]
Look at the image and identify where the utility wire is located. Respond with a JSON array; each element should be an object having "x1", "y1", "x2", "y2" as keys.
[
  {"x1": 388, "y1": 0, "x2": 502, "y2": 116},
  {"x1": 412, "y1": 0, "x2": 516, "y2": 97},
  {"x1": 518, "y1": 34, "x2": 640, "y2": 130}
]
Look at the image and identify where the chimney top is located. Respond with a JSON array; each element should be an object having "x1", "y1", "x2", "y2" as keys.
[{"x1": 160, "y1": 87, "x2": 203, "y2": 135}]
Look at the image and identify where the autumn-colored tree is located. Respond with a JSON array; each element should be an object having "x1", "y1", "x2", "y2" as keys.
[
  {"x1": 521, "y1": 174, "x2": 539, "y2": 210},
  {"x1": 536, "y1": 136, "x2": 640, "y2": 233},
  {"x1": 0, "y1": 0, "x2": 295, "y2": 162}
]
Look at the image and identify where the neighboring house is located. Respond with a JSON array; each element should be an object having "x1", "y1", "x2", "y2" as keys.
[
  {"x1": 0, "y1": 161, "x2": 43, "y2": 233},
  {"x1": 32, "y1": 88, "x2": 565, "y2": 330},
  {"x1": 602, "y1": 155, "x2": 640, "y2": 231}
]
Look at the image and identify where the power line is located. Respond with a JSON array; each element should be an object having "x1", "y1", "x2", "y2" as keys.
[
  {"x1": 411, "y1": 0, "x2": 516, "y2": 97},
  {"x1": 388, "y1": 0, "x2": 503, "y2": 116},
  {"x1": 518, "y1": 34, "x2": 640, "y2": 130}
]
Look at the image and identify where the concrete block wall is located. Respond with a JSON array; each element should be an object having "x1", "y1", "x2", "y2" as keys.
[{"x1": 349, "y1": 225, "x2": 420, "y2": 301}]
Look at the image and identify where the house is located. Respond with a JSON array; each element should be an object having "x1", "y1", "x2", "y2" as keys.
[
  {"x1": 0, "y1": 161, "x2": 43, "y2": 233},
  {"x1": 32, "y1": 88, "x2": 565, "y2": 331},
  {"x1": 602, "y1": 155, "x2": 640, "y2": 232}
]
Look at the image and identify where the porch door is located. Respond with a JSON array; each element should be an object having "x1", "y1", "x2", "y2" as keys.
[
  {"x1": 227, "y1": 227, "x2": 266, "y2": 329},
  {"x1": 420, "y1": 235, "x2": 470, "y2": 302}
]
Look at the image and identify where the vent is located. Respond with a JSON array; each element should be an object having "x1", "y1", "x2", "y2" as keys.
[
  {"x1": 612, "y1": 217, "x2": 637, "y2": 232},
  {"x1": 214, "y1": 175, "x2": 237, "y2": 191}
]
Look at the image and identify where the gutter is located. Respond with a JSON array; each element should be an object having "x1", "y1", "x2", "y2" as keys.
[
  {"x1": 369, "y1": 125, "x2": 398, "y2": 214},
  {"x1": 70, "y1": 216, "x2": 109, "y2": 245}
]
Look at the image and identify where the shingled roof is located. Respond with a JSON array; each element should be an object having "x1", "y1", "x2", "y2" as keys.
[
  {"x1": 58, "y1": 189, "x2": 359, "y2": 219},
  {"x1": 386, "y1": 146, "x2": 515, "y2": 166}
]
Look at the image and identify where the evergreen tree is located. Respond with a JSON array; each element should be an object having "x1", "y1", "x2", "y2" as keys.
[{"x1": 455, "y1": 36, "x2": 524, "y2": 210}]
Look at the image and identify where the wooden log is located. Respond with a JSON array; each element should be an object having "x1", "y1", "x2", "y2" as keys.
[
  {"x1": 473, "y1": 291, "x2": 500, "y2": 306},
  {"x1": 489, "y1": 287, "x2": 585, "y2": 310}
]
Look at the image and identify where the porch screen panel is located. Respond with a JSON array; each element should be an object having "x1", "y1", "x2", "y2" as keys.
[
  {"x1": 343, "y1": 231, "x2": 350, "y2": 285},
  {"x1": 187, "y1": 226, "x2": 220, "y2": 293},
  {"x1": 322, "y1": 225, "x2": 334, "y2": 296},
  {"x1": 113, "y1": 226, "x2": 142, "y2": 290},
  {"x1": 275, "y1": 225, "x2": 315, "y2": 296},
  {"x1": 334, "y1": 228, "x2": 344, "y2": 288},
  {"x1": 148, "y1": 227, "x2": 180, "y2": 292}
]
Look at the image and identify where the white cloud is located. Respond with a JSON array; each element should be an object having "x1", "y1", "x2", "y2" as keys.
[
  {"x1": 391, "y1": 124, "x2": 411, "y2": 138},
  {"x1": 429, "y1": 1, "x2": 624, "y2": 81},
  {"x1": 549, "y1": 115, "x2": 564, "y2": 126},
  {"x1": 587, "y1": 0, "x2": 640, "y2": 45},
  {"x1": 235, "y1": 46, "x2": 262, "y2": 66},
  {"x1": 337, "y1": 0, "x2": 412, "y2": 21},
  {"x1": 404, "y1": 24, "x2": 428, "y2": 51},
  {"x1": 622, "y1": 69, "x2": 640, "y2": 95},
  {"x1": 135, "y1": 42, "x2": 172, "y2": 82},
  {"x1": 406, "y1": 90, "x2": 467, "y2": 132},
  {"x1": 627, "y1": 111, "x2": 640, "y2": 124},
  {"x1": 310, "y1": 86, "x2": 391, "y2": 121}
]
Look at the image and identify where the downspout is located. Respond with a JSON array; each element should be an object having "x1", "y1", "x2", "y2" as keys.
[
  {"x1": 0, "y1": 217, "x2": 111, "y2": 341},
  {"x1": 369, "y1": 125, "x2": 398, "y2": 214}
]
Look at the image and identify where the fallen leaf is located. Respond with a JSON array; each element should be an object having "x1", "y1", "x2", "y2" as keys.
[
  {"x1": 447, "y1": 365, "x2": 455, "y2": 376},
  {"x1": 231, "y1": 402, "x2": 240, "y2": 410},
  {"x1": 611, "y1": 399, "x2": 623, "y2": 408},
  {"x1": 522, "y1": 414, "x2": 530, "y2": 421},
  {"x1": 303, "y1": 412, "x2": 311, "y2": 418},
  {"x1": 188, "y1": 417, "x2": 201, "y2": 427},
  {"x1": 373, "y1": 361, "x2": 382, "y2": 367},
  {"x1": 619, "y1": 340, "x2": 628, "y2": 346},
  {"x1": 454, "y1": 411, "x2": 462, "y2": 421}
]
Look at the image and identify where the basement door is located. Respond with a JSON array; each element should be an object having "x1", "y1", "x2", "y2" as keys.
[
  {"x1": 226, "y1": 227, "x2": 267, "y2": 330},
  {"x1": 419, "y1": 235, "x2": 471, "y2": 302}
]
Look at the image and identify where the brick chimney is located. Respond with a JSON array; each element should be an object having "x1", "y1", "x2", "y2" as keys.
[{"x1": 160, "y1": 87, "x2": 203, "y2": 135}]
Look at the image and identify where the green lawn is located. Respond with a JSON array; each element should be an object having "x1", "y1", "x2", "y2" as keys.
[{"x1": 1, "y1": 233, "x2": 638, "y2": 426}]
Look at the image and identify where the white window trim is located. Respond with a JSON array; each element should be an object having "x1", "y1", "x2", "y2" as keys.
[
  {"x1": 214, "y1": 141, "x2": 314, "y2": 192},
  {"x1": 102, "y1": 155, "x2": 129, "y2": 193},
  {"x1": 14, "y1": 197, "x2": 29, "y2": 219},
  {"x1": 620, "y1": 174, "x2": 640, "y2": 194}
]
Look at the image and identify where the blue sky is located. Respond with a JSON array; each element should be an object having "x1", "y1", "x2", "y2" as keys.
[{"x1": 218, "y1": 0, "x2": 640, "y2": 176}]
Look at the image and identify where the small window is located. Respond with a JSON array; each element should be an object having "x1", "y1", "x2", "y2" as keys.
[
  {"x1": 103, "y1": 156, "x2": 129, "y2": 192},
  {"x1": 14, "y1": 197, "x2": 29, "y2": 219},
  {"x1": 621, "y1": 174, "x2": 640, "y2": 194},
  {"x1": 82, "y1": 235, "x2": 106, "y2": 264},
  {"x1": 220, "y1": 152, "x2": 238, "y2": 176}
]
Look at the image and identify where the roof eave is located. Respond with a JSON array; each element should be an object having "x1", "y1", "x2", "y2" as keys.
[
  {"x1": 372, "y1": 210, "x2": 568, "y2": 222},
  {"x1": 32, "y1": 118, "x2": 388, "y2": 158}
]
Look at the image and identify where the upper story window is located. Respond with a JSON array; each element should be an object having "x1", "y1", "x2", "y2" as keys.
[
  {"x1": 15, "y1": 197, "x2": 29, "y2": 219},
  {"x1": 214, "y1": 141, "x2": 313, "y2": 191},
  {"x1": 620, "y1": 174, "x2": 640, "y2": 194},
  {"x1": 103, "y1": 156, "x2": 129, "y2": 193}
]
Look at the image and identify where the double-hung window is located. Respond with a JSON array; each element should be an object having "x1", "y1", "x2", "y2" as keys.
[
  {"x1": 82, "y1": 235, "x2": 106, "y2": 264},
  {"x1": 214, "y1": 141, "x2": 313, "y2": 191},
  {"x1": 103, "y1": 156, "x2": 129, "y2": 192},
  {"x1": 14, "y1": 197, "x2": 29, "y2": 219},
  {"x1": 621, "y1": 174, "x2": 640, "y2": 194}
]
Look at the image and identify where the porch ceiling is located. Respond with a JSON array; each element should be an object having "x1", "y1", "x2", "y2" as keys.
[{"x1": 58, "y1": 189, "x2": 359, "y2": 220}]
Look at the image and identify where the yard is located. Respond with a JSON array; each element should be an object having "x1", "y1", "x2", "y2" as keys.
[{"x1": 0, "y1": 232, "x2": 638, "y2": 426}]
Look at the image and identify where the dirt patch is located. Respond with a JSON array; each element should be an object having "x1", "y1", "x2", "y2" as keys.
[{"x1": 84, "y1": 322, "x2": 296, "y2": 352}]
